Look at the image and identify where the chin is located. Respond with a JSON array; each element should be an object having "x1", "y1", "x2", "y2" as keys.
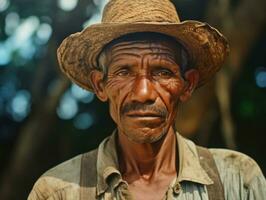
[{"x1": 123, "y1": 126, "x2": 168, "y2": 144}]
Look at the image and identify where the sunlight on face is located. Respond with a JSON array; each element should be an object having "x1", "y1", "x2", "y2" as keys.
[{"x1": 102, "y1": 40, "x2": 186, "y2": 143}]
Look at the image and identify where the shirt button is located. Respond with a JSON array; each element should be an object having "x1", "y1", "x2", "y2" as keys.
[
  {"x1": 173, "y1": 183, "x2": 181, "y2": 194},
  {"x1": 119, "y1": 182, "x2": 128, "y2": 189}
]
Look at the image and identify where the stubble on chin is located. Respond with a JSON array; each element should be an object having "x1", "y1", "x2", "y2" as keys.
[{"x1": 123, "y1": 126, "x2": 168, "y2": 144}]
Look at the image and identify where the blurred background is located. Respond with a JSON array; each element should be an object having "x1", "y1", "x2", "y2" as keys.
[{"x1": 0, "y1": 0, "x2": 265, "y2": 199}]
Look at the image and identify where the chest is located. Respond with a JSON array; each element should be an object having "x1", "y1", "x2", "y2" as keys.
[{"x1": 127, "y1": 180, "x2": 171, "y2": 200}]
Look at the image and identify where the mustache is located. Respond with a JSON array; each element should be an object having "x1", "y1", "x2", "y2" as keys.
[{"x1": 121, "y1": 102, "x2": 168, "y2": 117}]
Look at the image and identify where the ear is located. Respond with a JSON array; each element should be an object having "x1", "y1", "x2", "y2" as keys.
[
  {"x1": 89, "y1": 70, "x2": 108, "y2": 102},
  {"x1": 180, "y1": 69, "x2": 199, "y2": 102}
]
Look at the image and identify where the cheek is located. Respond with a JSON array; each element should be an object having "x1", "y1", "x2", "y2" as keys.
[
  {"x1": 105, "y1": 77, "x2": 134, "y2": 120},
  {"x1": 105, "y1": 75, "x2": 134, "y2": 92},
  {"x1": 157, "y1": 79, "x2": 184, "y2": 124},
  {"x1": 157, "y1": 78, "x2": 185, "y2": 104},
  {"x1": 164, "y1": 79, "x2": 184, "y2": 94}
]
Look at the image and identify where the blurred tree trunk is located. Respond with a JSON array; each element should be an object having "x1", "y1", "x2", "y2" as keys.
[
  {"x1": 0, "y1": 0, "x2": 92, "y2": 199},
  {"x1": 0, "y1": 74, "x2": 70, "y2": 199},
  {"x1": 177, "y1": 0, "x2": 266, "y2": 149}
]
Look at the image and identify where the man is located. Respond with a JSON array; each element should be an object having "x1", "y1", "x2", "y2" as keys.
[{"x1": 28, "y1": 0, "x2": 266, "y2": 199}]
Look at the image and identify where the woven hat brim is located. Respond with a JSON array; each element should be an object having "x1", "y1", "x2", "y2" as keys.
[{"x1": 57, "y1": 20, "x2": 229, "y2": 92}]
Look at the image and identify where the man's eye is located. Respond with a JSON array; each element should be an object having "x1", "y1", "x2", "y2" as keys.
[
  {"x1": 153, "y1": 69, "x2": 174, "y2": 78},
  {"x1": 116, "y1": 69, "x2": 130, "y2": 76}
]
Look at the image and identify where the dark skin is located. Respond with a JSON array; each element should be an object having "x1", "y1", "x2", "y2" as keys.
[{"x1": 90, "y1": 39, "x2": 199, "y2": 200}]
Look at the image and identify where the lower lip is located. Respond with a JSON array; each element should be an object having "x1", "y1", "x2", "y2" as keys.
[
  {"x1": 125, "y1": 115, "x2": 164, "y2": 128},
  {"x1": 126, "y1": 115, "x2": 163, "y2": 121}
]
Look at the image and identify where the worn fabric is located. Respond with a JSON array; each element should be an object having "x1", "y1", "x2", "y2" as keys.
[
  {"x1": 28, "y1": 131, "x2": 266, "y2": 200},
  {"x1": 196, "y1": 146, "x2": 225, "y2": 200}
]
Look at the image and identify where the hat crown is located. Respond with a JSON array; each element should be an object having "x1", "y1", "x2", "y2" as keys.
[{"x1": 102, "y1": 0, "x2": 180, "y2": 23}]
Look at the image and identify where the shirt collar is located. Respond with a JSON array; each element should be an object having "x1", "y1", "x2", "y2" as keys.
[
  {"x1": 96, "y1": 130, "x2": 122, "y2": 196},
  {"x1": 96, "y1": 130, "x2": 213, "y2": 197},
  {"x1": 175, "y1": 133, "x2": 213, "y2": 185}
]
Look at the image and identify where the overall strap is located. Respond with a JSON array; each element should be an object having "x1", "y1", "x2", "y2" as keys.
[
  {"x1": 196, "y1": 146, "x2": 225, "y2": 200},
  {"x1": 80, "y1": 149, "x2": 98, "y2": 200}
]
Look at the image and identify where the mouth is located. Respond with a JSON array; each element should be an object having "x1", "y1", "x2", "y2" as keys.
[
  {"x1": 126, "y1": 111, "x2": 163, "y2": 118},
  {"x1": 124, "y1": 111, "x2": 166, "y2": 127}
]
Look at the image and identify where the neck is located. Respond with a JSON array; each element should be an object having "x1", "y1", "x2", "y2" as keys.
[{"x1": 117, "y1": 127, "x2": 177, "y2": 183}]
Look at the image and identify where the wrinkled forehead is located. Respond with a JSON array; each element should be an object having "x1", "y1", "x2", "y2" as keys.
[
  {"x1": 103, "y1": 32, "x2": 186, "y2": 62},
  {"x1": 109, "y1": 40, "x2": 181, "y2": 59},
  {"x1": 97, "y1": 32, "x2": 189, "y2": 73}
]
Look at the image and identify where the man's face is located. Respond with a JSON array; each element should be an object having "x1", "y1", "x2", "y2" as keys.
[{"x1": 91, "y1": 39, "x2": 198, "y2": 143}]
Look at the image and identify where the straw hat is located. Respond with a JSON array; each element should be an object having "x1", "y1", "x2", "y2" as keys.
[{"x1": 57, "y1": 0, "x2": 229, "y2": 92}]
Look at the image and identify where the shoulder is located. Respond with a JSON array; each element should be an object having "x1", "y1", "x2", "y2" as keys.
[
  {"x1": 209, "y1": 148, "x2": 264, "y2": 187},
  {"x1": 28, "y1": 149, "x2": 98, "y2": 200}
]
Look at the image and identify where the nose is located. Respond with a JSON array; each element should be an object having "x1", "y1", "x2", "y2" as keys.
[{"x1": 130, "y1": 75, "x2": 157, "y2": 103}]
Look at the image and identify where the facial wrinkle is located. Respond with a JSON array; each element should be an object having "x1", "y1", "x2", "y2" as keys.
[
  {"x1": 110, "y1": 56, "x2": 138, "y2": 69},
  {"x1": 145, "y1": 53, "x2": 177, "y2": 68},
  {"x1": 111, "y1": 47, "x2": 175, "y2": 59},
  {"x1": 109, "y1": 52, "x2": 139, "y2": 67},
  {"x1": 148, "y1": 42, "x2": 179, "y2": 66},
  {"x1": 110, "y1": 40, "x2": 175, "y2": 50},
  {"x1": 107, "y1": 40, "x2": 183, "y2": 71},
  {"x1": 110, "y1": 41, "x2": 179, "y2": 56},
  {"x1": 105, "y1": 73, "x2": 134, "y2": 90}
]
